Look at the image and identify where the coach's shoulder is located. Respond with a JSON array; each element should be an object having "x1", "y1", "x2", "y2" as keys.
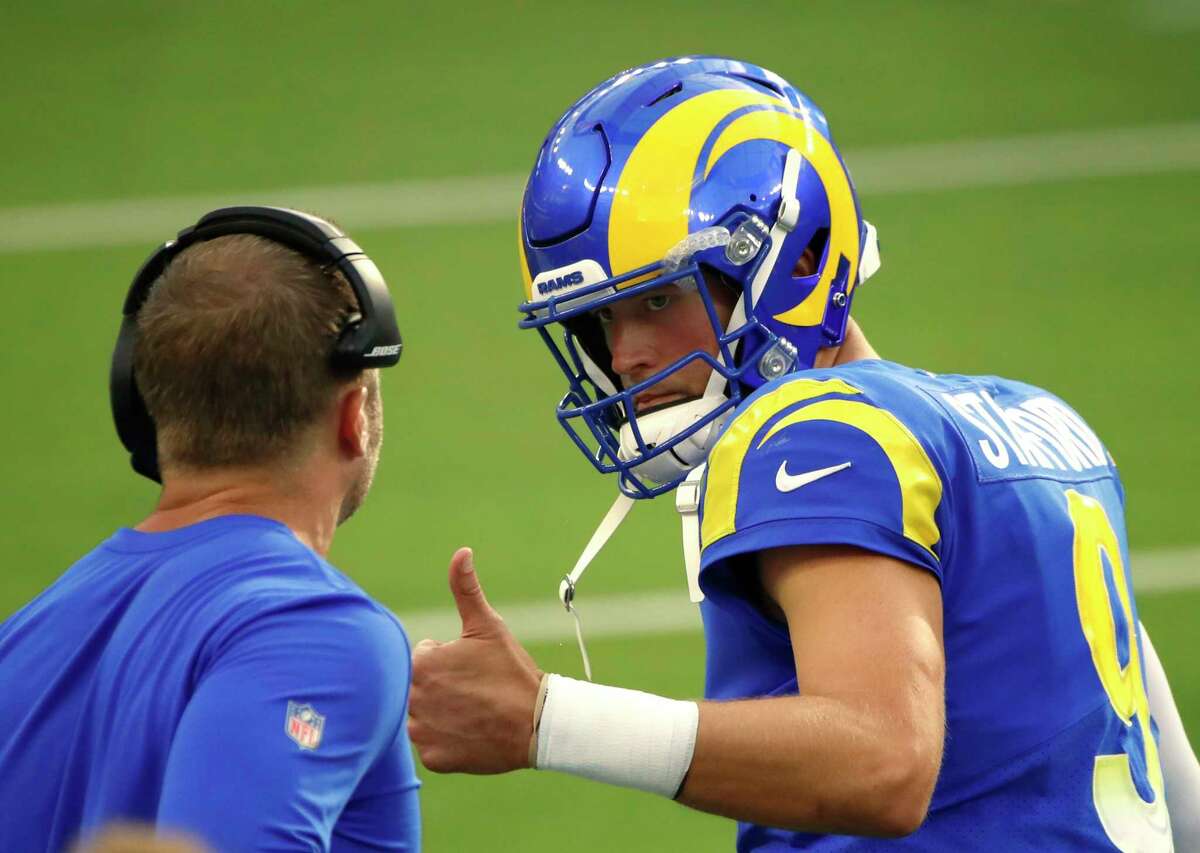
[
  {"x1": 263, "y1": 552, "x2": 413, "y2": 670},
  {"x1": 195, "y1": 538, "x2": 411, "y2": 680},
  {"x1": 320, "y1": 594, "x2": 413, "y2": 688}
]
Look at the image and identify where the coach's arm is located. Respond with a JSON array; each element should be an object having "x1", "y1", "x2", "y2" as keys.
[{"x1": 678, "y1": 544, "x2": 944, "y2": 836}]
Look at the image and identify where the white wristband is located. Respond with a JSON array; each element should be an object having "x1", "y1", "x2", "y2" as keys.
[{"x1": 533, "y1": 673, "x2": 699, "y2": 798}]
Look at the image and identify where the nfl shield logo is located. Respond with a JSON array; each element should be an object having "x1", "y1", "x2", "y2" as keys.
[{"x1": 285, "y1": 701, "x2": 325, "y2": 750}]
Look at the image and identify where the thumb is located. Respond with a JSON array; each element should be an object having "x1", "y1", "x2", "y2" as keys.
[{"x1": 448, "y1": 547, "x2": 500, "y2": 636}]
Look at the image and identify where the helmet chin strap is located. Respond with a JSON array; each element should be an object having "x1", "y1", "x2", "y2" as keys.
[
  {"x1": 668, "y1": 291, "x2": 757, "y2": 608},
  {"x1": 750, "y1": 147, "x2": 804, "y2": 307},
  {"x1": 675, "y1": 462, "x2": 707, "y2": 604},
  {"x1": 557, "y1": 488, "x2": 635, "y2": 682}
]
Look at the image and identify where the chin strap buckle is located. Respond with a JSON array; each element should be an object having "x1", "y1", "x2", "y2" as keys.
[
  {"x1": 556, "y1": 492, "x2": 636, "y2": 682},
  {"x1": 559, "y1": 574, "x2": 593, "y2": 683}
]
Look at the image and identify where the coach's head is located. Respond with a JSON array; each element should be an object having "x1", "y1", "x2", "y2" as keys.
[{"x1": 116, "y1": 209, "x2": 402, "y2": 549}]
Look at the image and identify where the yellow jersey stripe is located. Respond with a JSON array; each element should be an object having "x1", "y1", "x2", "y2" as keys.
[
  {"x1": 701, "y1": 378, "x2": 862, "y2": 548},
  {"x1": 754, "y1": 399, "x2": 943, "y2": 556}
]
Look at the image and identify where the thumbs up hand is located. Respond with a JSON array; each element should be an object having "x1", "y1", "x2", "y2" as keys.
[
  {"x1": 408, "y1": 547, "x2": 544, "y2": 775},
  {"x1": 447, "y1": 546, "x2": 505, "y2": 639}
]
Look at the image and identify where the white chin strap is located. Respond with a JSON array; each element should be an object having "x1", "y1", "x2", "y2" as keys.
[
  {"x1": 859, "y1": 219, "x2": 881, "y2": 285},
  {"x1": 557, "y1": 490, "x2": 636, "y2": 682},
  {"x1": 675, "y1": 463, "x2": 706, "y2": 604}
]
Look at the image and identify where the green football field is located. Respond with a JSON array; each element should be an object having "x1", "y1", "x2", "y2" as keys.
[{"x1": 2, "y1": 2, "x2": 1198, "y2": 849}]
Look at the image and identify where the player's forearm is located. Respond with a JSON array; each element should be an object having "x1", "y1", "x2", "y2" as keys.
[{"x1": 678, "y1": 694, "x2": 942, "y2": 836}]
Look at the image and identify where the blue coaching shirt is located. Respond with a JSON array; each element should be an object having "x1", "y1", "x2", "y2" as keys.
[
  {"x1": 0, "y1": 514, "x2": 420, "y2": 851},
  {"x1": 699, "y1": 361, "x2": 1173, "y2": 851}
]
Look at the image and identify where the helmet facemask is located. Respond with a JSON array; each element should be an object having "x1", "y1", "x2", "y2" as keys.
[{"x1": 519, "y1": 215, "x2": 789, "y2": 498}]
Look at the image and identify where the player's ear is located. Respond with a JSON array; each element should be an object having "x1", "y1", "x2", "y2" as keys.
[{"x1": 336, "y1": 384, "x2": 370, "y2": 460}]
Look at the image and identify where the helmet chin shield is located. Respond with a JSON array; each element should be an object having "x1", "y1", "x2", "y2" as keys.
[{"x1": 617, "y1": 389, "x2": 731, "y2": 487}]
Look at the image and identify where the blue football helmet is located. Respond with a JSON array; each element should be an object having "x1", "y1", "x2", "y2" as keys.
[{"x1": 518, "y1": 56, "x2": 880, "y2": 498}]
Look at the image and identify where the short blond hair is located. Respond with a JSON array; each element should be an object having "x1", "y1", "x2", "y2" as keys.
[{"x1": 133, "y1": 233, "x2": 359, "y2": 470}]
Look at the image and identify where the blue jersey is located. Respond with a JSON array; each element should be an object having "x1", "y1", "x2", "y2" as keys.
[
  {"x1": 0, "y1": 514, "x2": 420, "y2": 852},
  {"x1": 698, "y1": 360, "x2": 1172, "y2": 851}
]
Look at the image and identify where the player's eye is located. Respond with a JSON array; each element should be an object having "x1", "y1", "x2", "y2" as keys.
[
  {"x1": 644, "y1": 293, "x2": 671, "y2": 312},
  {"x1": 593, "y1": 305, "x2": 614, "y2": 325}
]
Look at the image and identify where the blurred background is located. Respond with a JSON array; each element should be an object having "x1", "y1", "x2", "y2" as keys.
[{"x1": 2, "y1": 1, "x2": 1197, "y2": 849}]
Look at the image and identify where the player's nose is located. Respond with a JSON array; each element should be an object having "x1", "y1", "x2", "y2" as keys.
[{"x1": 607, "y1": 316, "x2": 658, "y2": 380}]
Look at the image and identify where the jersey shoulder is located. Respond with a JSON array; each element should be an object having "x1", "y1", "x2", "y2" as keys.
[
  {"x1": 126, "y1": 518, "x2": 410, "y2": 670},
  {"x1": 699, "y1": 361, "x2": 961, "y2": 577},
  {"x1": 698, "y1": 361, "x2": 1118, "y2": 578}
]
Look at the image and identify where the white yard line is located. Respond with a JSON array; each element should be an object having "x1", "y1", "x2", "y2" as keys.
[
  {"x1": 1138, "y1": 0, "x2": 1200, "y2": 32},
  {"x1": 1127, "y1": 546, "x2": 1200, "y2": 593},
  {"x1": 2, "y1": 122, "x2": 1199, "y2": 254},
  {"x1": 398, "y1": 546, "x2": 1200, "y2": 644},
  {"x1": 400, "y1": 588, "x2": 703, "y2": 647}
]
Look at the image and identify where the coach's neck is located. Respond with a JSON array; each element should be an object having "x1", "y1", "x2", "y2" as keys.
[
  {"x1": 136, "y1": 383, "x2": 376, "y2": 557},
  {"x1": 138, "y1": 455, "x2": 342, "y2": 556}
]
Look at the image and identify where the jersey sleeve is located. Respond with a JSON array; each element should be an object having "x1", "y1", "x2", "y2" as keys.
[
  {"x1": 330, "y1": 727, "x2": 421, "y2": 853},
  {"x1": 156, "y1": 597, "x2": 419, "y2": 851},
  {"x1": 699, "y1": 375, "x2": 949, "y2": 581}
]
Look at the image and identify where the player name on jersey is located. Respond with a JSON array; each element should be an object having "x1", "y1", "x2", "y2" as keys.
[{"x1": 940, "y1": 390, "x2": 1107, "y2": 474}]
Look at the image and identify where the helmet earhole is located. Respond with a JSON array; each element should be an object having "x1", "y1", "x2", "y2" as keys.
[{"x1": 792, "y1": 247, "x2": 818, "y2": 278}]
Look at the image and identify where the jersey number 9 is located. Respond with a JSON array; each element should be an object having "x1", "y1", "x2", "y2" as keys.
[{"x1": 1067, "y1": 489, "x2": 1173, "y2": 852}]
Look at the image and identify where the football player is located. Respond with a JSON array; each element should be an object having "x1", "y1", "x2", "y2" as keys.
[{"x1": 408, "y1": 56, "x2": 1199, "y2": 849}]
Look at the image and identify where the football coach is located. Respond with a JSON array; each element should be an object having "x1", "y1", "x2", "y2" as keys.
[{"x1": 0, "y1": 208, "x2": 420, "y2": 851}]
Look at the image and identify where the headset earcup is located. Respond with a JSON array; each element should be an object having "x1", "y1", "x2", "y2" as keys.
[{"x1": 110, "y1": 315, "x2": 161, "y2": 483}]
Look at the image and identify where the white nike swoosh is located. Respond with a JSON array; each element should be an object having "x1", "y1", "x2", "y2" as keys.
[{"x1": 775, "y1": 460, "x2": 853, "y2": 493}]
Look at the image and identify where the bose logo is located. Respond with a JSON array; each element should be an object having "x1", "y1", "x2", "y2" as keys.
[
  {"x1": 367, "y1": 344, "x2": 402, "y2": 357},
  {"x1": 537, "y1": 271, "x2": 585, "y2": 295}
]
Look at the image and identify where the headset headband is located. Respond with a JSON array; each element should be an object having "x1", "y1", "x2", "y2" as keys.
[{"x1": 110, "y1": 205, "x2": 403, "y2": 483}]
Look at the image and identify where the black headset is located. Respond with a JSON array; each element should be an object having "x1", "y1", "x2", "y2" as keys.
[{"x1": 110, "y1": 206, "x2": 403, "y2": 483}]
